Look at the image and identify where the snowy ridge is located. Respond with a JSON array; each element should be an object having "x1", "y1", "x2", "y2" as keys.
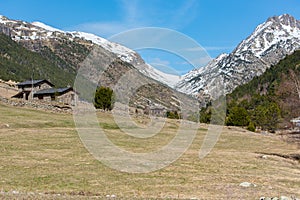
[
  {"x1": 176, "y1": 14, "x2": 300, "y2": 97},
  {"x1": 31, "y1": 22, "x2": 62, "y2": 32},
  {"x1": 30, "y1": 22, "x2": 137, "y2": 64},
  {"x1": 136, "y1": 64, "x2": 181, "y2": 88}
]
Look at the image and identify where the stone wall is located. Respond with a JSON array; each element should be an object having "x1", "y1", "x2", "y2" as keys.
[{"x1": 0, "y1": 96, "x2": 72, "y2": 113}]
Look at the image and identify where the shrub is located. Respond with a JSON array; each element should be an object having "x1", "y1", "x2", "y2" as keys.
[
  {"x1": 226, "y1": 106, "x2": 250, "y2": 126},
  {"x1": 94, "y1": 86, "x2": 114, "y2": 111},
  {"x1": 247, "y1": 121, "x2": 256, "y2": 132}
]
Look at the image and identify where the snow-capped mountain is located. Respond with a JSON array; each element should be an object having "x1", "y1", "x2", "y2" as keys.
[
  {"x1": 176, "y1": 14, "x2": 300, "y2": 97},
  {"x1": 0, "y1": 15, "x2": 177, "y2": 88}
]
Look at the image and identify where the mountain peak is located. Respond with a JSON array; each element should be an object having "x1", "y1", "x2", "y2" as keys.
[{"x1": 266, "y1": 14, "x2": 299, "y2": 28}]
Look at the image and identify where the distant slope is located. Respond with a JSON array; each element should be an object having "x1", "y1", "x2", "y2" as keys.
[
  {"x1": 0, "y1": 33, "x2": 75, "y2": 87},
  {"x1": 227, "y1": 50, "x2": 300, "y2": 128}
]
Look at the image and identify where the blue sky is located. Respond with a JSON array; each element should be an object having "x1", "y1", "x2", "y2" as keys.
[{"x1": 0, "y1": 0, "x2": 299, "y2": 74}]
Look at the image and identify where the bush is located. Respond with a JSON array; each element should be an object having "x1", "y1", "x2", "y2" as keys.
[
  {"x1": 253, "y1": 102, "x2": 281, "y2": 132},
  {"x1": 166, "y1": 110, "x2": 180, "y2": 119},
  {"x1": 94, "y1": 86, "x2": 114, "y2": 111},
  {"x1": 226, "y1": 106, "x2": 250, "y2": 126},
  {"x1": 200, "y1": 107, "x2": 211, "y2": 123},
  {"x1": 247, "y1": 121, "x2": 256, "y2": 132}
]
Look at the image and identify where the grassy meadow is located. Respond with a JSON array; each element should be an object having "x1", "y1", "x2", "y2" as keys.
[{"x1": 0, "y1": 102, "x2": 299, "y2": 199}]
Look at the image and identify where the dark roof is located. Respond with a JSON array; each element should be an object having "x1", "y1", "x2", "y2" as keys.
[
  {"x1": 17, "y1": 79, "x2": 55, "y2": 87},
  {"x1": 34, "y1": 87, "x2": 73, "y2": 95}
]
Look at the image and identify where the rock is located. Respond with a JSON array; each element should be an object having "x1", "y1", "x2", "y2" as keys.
[
  {"x1": 280, "y1": 196, "x2": 291, "y2": 200},
  {"x1": 239, "y1": 182, "x2": 256, "y2": 187},
  {"x1": 272, "y1": 197, "x2": 279, "y2": 200},
  {"x1": 260, "y1": 198, "x2": 271, "y2": 200},
  {"x1": 11, "y1": 190, "x2": 19, "y2": 194}
]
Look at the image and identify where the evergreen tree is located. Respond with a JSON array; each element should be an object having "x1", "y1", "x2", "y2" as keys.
[
  {"x1": 253, "y1": 102, "x2": 281, "y2": 132},
  {"x1": 200, "y1": 107, "x2": 211, "y2": 123},
  {"x1": 247, "y1": 121, "x2": 256, "y2": 132},
  {"x1": 226, "y1": 106, "x2": 250, "y2": 126},
  {"x1": 94, "y1": 86, "x2": 114, "y2": 111}
]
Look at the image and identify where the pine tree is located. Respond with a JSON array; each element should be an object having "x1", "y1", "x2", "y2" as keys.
[{"x1": 94, "y1": 86, "x2": 114, "y2": 111}]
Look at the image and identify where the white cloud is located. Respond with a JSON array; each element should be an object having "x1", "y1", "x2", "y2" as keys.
[
  {"x1": 176, "y1": 56, "x2": 211, "y2": 68},
  {"x1": 185, "y1": 46, "x2": 234, "y2": 52},
  {"x1": 204, "y1": 46, "x2": 235, "y2": 51},
  {"x1": 149, "y1": 57, "x2": 171, "y2": 66},
  {"x1": 65, "y1": 0, "x2": 200, "y2": 38},
  {"x1": 68, "y1": 22, "x2": 132, "y2": 38},
  {"x1": 169, "y1": 0, "x2": 200, "y2": 29},
  {"x1": 120, "y1": 0, "x2": 139, "y2": 24},
  {"x1": 191, "y1": 56, "x2": 212, "y2": 67}
]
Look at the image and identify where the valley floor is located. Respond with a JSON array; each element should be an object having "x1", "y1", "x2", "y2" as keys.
[{"x1": 0, "y1": 102, "x2": 299, "y2": 199}]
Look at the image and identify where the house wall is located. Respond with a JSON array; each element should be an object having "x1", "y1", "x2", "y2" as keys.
[
  {"x1": 150, "y1": 108, "x2": 166, "y2": 117},
  {"x1": 38, "y1": 83, "x2": 53, "y2": 90},
  {"x1": 56, "y1": 91, "x2": 77, "y2": 106},
  {"x1": 43, "y1": 96, "x2": 52, "y2": 102}
]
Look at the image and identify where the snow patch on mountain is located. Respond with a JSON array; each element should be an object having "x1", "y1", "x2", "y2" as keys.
[
  {"x1": 136, "y1": 64, "x2": 181, "y2": 88},
  {"x1": 69, "y1": 31, "x2": 138, "y2": 64},
  {"x1": 31, "y1": 21, "x2": 62, "y2": 32}
]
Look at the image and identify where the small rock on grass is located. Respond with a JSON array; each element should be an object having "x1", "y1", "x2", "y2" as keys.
[{"x1": 239, "y1": 182, "x2": 257, "y2": 187}]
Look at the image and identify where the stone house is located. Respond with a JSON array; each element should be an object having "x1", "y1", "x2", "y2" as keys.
[
  {"x1": 291, "y1": 117, "x2": 300, "y2": 127},
  {"x1": 12, "y1": 79, "x2": 77, "y2": 106},
  {"x1": 149, "y1": 105, "x2": 167, "y2": 117},
  {"x1": 13, "y1": 79, "x2": 54, "y2": 100}
]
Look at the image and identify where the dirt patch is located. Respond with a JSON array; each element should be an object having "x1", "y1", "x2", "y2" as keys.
[{"x1": 0, "y1": 81, "x2": 18, "y2": 98}]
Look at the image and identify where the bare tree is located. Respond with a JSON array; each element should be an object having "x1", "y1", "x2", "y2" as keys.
[{"x1": 289, "y1": 69, "x2": 300, "y2": 100}]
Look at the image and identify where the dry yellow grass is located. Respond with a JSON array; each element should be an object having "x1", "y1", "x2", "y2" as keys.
[
  {"x1": 0, "y1": 102, "x2": 299, "y2": 199},
  {"x1": 0, "y1": 82, "x2": 18, "y2": 99}
]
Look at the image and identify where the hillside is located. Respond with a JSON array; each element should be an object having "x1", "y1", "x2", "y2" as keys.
[
  {"x1": 227, "y1": 50, "x2": 300, "y2": 130},
  {"x1": 0, "y1": 33, "x2": 75, "y2": 87}
]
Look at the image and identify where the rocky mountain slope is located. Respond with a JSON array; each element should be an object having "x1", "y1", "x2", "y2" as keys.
[
  {"x1": 176, "y1": 14, "x2": 300, "y2": 98},
  {"x1": 0, "y1": 15, "x2": 177, "y2": 87}
]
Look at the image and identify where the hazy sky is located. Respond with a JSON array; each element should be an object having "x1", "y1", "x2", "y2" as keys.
[{"x1": 0, "y1": 0, "x2": 299, "y2": 74}]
